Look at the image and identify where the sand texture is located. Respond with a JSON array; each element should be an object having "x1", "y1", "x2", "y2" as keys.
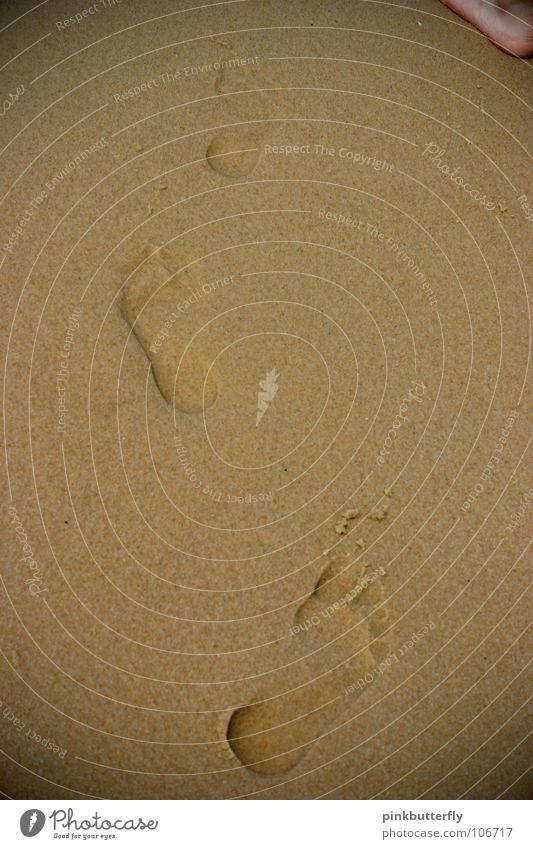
[{"x1": 1, "y1": 0, "x2": 532, "y2": 800}]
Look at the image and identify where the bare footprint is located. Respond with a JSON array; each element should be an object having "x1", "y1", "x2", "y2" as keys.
[
  {"x1": 227, "y1": 554, "x2": 389, "y2": 775},
  {"x1": 121, "y1": 245, "x2": 218, "y2": 412}
]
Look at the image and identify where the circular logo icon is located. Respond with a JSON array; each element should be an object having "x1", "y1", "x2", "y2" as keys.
[{"x1": 20, "y1": 810, "x2": 46, "y2": 837}]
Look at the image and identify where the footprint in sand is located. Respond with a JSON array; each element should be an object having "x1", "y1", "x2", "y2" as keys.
[
  {"x1": 206, "y1": 57, "x2": 276, "y2": 178},
  {"x1": 120, "y1": 245, "x2": 218, "y2": 413},
  {"x1": 227, "y1": 553, "x2": 390, "y2": 775}
]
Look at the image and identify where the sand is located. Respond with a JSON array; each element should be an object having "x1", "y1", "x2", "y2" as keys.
[{"x1": 1, "y1": 0, "x2": 531, "y2": 800}]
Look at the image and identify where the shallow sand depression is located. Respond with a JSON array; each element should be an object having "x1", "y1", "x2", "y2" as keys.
[{"x1": 1, "y1": 0, "x2": 532, "y2": 800}]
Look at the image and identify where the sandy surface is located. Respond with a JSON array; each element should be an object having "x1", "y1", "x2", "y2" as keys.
[{"x1": 1, "y1": 0, "x2": 532, "y2": 799}]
